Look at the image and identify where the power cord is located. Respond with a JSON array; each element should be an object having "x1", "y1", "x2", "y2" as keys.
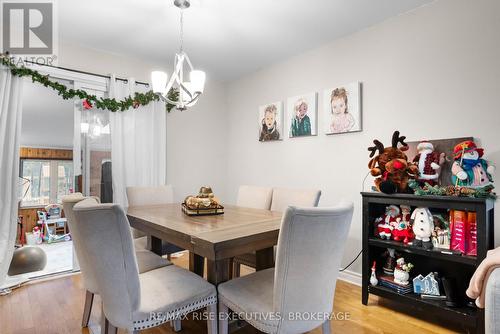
[
  {"x1": 339, "y1": 249, "x2": 362, "y2": 272},
  {"x1": 338, "y1": 171, "x2": 371, "y2": 272}
]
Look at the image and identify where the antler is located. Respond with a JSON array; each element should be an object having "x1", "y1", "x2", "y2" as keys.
[
  {"x1": 391, "y1": 131, "x2": 408, "y2": 149},
  {"x1": 368, "y1": 140, "x2": 385, "y2": 158}
]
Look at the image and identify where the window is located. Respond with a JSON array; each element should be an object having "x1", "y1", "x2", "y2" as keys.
[{"x1": 20, "y1": 159, "x2": 74, "y2": 207}]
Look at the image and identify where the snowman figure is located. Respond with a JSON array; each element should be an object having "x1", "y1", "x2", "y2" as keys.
[{"x1": 451, "y1": 140, "x2": 495, "y2": 188}]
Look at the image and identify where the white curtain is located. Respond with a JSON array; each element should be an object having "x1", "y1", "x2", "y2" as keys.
[
  {"x1": 109, "y1": 76, "x2": 167, "y2": 208},
  {"x1": 0, "y1": 66, "x2": 23, "y2": 286}
]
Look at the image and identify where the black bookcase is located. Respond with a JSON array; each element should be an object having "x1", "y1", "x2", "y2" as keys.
[{"x1": 361, "y1": 192, "x2": 495, "y2": 333}]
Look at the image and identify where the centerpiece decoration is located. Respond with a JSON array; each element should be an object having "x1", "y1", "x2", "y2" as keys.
[{"x1": 182, "y1": 186, "x2": 224, "y2": 216}]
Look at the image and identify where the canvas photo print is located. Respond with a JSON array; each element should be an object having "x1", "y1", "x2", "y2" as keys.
[
  {"x1": 323, "y1": 82, "x2": 361, "y2": 135},
  {"x1": 287, "y1": 92, "x2": 317, "y2": 138},
  {"x1": 258, "y1": 102, "x2": 283, "y2": 142}
]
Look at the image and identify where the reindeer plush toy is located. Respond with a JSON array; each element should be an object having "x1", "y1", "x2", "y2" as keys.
[{"x1": 368, "y1": 131, "x2": 419, "y2": 194}]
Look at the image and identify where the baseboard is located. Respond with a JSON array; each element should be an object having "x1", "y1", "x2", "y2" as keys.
[{"x1": 338, "y1": 269, "x2": 362, "y2": 286}]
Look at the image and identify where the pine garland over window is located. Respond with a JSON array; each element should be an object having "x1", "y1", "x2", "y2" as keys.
[{"x1": 1, "y1": 54, "x2": 178, "y2": 112}]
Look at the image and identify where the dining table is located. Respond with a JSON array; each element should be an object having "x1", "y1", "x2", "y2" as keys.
[{"x1": 127, "y1": 203, "x2": 282, "y2": 285}]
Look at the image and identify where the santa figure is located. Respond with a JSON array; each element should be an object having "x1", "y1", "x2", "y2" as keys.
[
  {"x1": 413, "y1": 141, "x2": 445, "y2": 186},
  {"x1": 391, "y1": 205, "x2": 414, "y2": 244},
  {"x1": 375, "y1": 205, "x2": 400, "y2": 240},
  {"x1": 451, "y1": 140, "x2": 495, "y2": 188}
]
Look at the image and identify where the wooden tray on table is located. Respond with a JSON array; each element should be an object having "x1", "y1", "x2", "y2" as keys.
[{"x1": 181, "y1": 203, "x2": 224, "y2": 216}]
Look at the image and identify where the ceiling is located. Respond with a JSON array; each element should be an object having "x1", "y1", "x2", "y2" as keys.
[{"x1": 58, "y1": 0, "x2": 433, "y2": 82}]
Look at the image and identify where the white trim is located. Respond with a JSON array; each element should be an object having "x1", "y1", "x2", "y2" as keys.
[{"x1": 338, "y1": 269, "x2": 362, "y2": 286}]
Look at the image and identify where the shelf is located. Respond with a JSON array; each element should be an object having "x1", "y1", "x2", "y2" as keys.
[
  {"x1": 361, "y1": 191, "x2": 495, "y2": 211},
  {"x1": 368, "y1": 285, "x2": 477, "y2": 322},
  {"x1": 368, "y1": 238, "x2": 477, "y2": 265}
]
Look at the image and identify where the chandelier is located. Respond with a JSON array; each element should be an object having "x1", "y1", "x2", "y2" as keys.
[{"x1": 151, "y1": 0, "x2": 205, "y2": 111}]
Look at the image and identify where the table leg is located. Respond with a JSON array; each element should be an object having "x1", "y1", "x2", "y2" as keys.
[
  {"x1": 255, "y1": 247, "x2": 274, "y2": 271},
  {"x1": 150, "y1": 235, "x2": 163, "y2": 256},
  {"x1": 189, "y1": 252, "x2": 205, "y2": 277},
  {"x1": 206, "y1": 259, "x2": 231, "y2": 285}
]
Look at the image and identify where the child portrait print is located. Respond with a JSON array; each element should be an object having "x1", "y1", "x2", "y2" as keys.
[
  {"x1": 323, "y1": 82, "x2": 361, "y2": 135},
  {"x1": 287, "y1": 92, "x2": 317, "y2": 138},
  {"x1": 258, "y1": 102, "x2": 283, "y2": 142}
]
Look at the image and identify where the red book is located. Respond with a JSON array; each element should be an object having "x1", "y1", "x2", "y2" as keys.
[
  {"x1": 450, "y1": 210, "x2": 466, "y2": 254},
  {"x1": 466, "y1": 212, "x2": 477, "y2": 256}
]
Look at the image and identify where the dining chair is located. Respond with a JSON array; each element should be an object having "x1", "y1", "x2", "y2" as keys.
[
  {"x1": 219, "y1": 204, "x2": 353, "y2": 334},
  {"x1": 236, "y1": 185, "x2": 273, "y2": 210},
  {"x1": 72, "y1": 198, "x2": 218, "y2": 334},
  {"x1": 126, "y1": 185, "x2": 183, "y2": 258},
  {"x1": 233, "y1": 187, "x2": 321, "y2": 277},
  {"x1": 62, "y1": 194, "x2": 171, "y2": 330}
]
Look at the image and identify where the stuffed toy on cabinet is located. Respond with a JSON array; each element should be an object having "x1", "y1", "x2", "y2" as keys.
[
  {"x1": 374, "y1": 205, "x2": 400, "y2": 240},
  {"x1": 451, "y1": 140, "x2": 495, "y2": 188},
  {"x1": 368, "y1": 131, "x2": 419, "y2": 194},
  {"x1": 413, "y1": 141, "x2": 446, "y2": 186}
]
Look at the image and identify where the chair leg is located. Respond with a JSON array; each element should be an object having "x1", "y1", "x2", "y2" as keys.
[
  {"x1": 207, "y1": 303, "x2": 217, "y2": 334},
  {"x1": 322, "y1": 320, "x2": 331, "y2": 334},
  {"x1": 173, "y1": 319, "x2": 181, "y2": 332},
  {"x1": 218, "y1": 301, "x2": 229, "y2": 334},
  {"x1": 233, "y1": 261, "x2": 241, "y2": 278},
  {"x1": 228, "y1": 258, "x2": 234, "y2": 280},
  {"x1": 101, "y1": 307, "x2": 118, "y2": 334},
  {"x1": 81, "y1": 290, "x2": 94, "y2": 327}
]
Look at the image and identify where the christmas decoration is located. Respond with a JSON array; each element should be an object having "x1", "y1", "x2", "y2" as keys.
[
  {"x1": 393, "y1": 257, "x2": 414, "y2": 286},
  {"x1": 370, "y1": 261, "x2": 379, "y2": 286},
  {"x1": 0, "y1": 54, "x2": 179, "y2": 112},
  {"x1": 367, "y1": 130, "x2": 419, "y2": 194},
  {"x1": 411, "y1": 207, "x2": 434, "y2": 250},
  {"x1": 382, "y1": 248, "x2": 399, "y2": 276},
  {"x1": 451, "y1": 140, "x2": 495, "y2": 188},
  {"x1": 392, "y1": 205, "x2": 414, "y2": 244},
  {"x1": 82, "y1": 99, "x2": 93, "y2": 110},
  {"x1": 412, "y1": 141, "x2": 446, "y2": 186},
  {"x1": 374, "y1": 205, "x2": 400, "y2": 240},
  {"x1": 431, "y1": 214, "x2": 450, "y2": 250},
  {"x1": 413, "y1": 272, "x2": 440, "y2": 295},
  {"x1": 409, "y1": 180, "x2": 496, "y2": 199}
]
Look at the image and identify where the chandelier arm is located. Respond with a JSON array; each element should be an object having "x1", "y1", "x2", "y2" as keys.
[
  {"x1": 164, "y1": 55, "x2": 184, "y2": 93},
  {"x1": 179, "y1": 82, "x2": 194, "y2": 98},
  {"x1": 163, "y1": 91, "x2": 200, "y2": 106},
  {"x1": 183, "y1": 53, "x2": 195, "y2": 71},
  {"x1": 185, "y1": 93, "x2": 201, "y2": 107}
]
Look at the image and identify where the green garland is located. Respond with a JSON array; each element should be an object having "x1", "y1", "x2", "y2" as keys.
[
  {"x1": 1, "y1": 55, "x2": 178, "y2": 112},
  {"x1": 408, "y1": 180, "x2": 496, "y2": 199}
]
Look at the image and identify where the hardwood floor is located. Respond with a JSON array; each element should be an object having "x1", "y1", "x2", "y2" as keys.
[{"x1": 0, "y1": 252, "x2": 460, "y2": 334}]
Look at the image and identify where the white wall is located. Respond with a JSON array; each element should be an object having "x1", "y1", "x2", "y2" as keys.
[
  {"x1": 166, "y1": 80, "x2": 228, "y2": 201},
  {"x1": 58, "y1": 42, "x2": 159, "y2": 83},
  {"x1": 223, "y1": 0, "x2": 500, "y2": 275}
]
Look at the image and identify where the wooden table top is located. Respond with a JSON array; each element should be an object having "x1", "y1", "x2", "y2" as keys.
[{"x1": 127, "y1": 203, "x2": 282, "y2": 260}]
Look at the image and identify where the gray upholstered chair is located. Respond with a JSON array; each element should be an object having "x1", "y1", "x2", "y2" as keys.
[
  {"x1": 233, "y1": 187, "x2": 321, "y2": 277},
  {"x1": 126, "y1": 185, "x2": 183, "y2": 257},
  {"x1": 485, "y1": 268, "x2": 500, "y2": 333},
  {"x1": 62, "y1": 194, "x2": 171, "y2": 329},
  {"x1": 72, "y1": 198, "x2": 217, "y2": 334},
  {"x1": 219, "y1": 204, "x2": 353, "y2": 334},
  {"x1": 236, "y1": 185, "x2": 273, "y2": 210}
]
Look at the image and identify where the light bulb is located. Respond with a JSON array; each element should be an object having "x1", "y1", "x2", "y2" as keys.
[
  {"x1": 190, "y1": 70, "x2": 206, "y2": 93},
  {"x1": 151, "y1": 71, "x2": 168, "y2": 94}
]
